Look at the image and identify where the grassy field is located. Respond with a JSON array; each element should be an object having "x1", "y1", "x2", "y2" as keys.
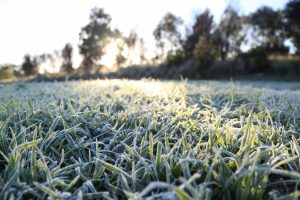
[{"x1": 0, "y1": 79, "x2": 300, "y2": 200}]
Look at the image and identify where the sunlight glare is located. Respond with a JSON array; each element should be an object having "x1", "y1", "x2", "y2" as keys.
[
  {"x1": 131, "y1": 81, "x2": 162, "y2": 95},
  {"x1": 101, "y1": 42, "x2": 119, "y2": 68}
]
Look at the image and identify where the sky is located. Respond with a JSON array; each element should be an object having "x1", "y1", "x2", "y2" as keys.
[{"x1": 0, "y1": 0, "x2": 289, "y2": 68}]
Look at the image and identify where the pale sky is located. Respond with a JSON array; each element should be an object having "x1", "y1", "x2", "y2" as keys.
[{"x1": 0, "y1": 0, "x2": 288, "y2": 67}]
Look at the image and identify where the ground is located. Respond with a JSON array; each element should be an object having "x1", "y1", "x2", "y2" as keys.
[{"x1": 0, "y1": 79, "x2": 299, "y2": 200}]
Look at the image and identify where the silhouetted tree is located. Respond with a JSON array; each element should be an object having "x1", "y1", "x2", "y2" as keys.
[
  {"x1": 21, "y1": 54, "x2": 39, "y2": 76},
  {"x1": 79, "y1": 7, "x2": 116, "y2": 73},
  {"x1": 194, "y1": 36, "x2": 219, "y2": 68},
  {"x1": 214, "y1": 6, "x2": 244, "y2": 60},
  {"x1": 153, "y1": 13, "x2": 183, "y2": 60},
  {"x1": 125, "y1": 30, "x2": 138, "y2": 65},
  {"x1": 115, "y1": 42, "x2": 126, "y2": 68},
  {"x1": 126, "y1": 30, "x2": 138, "y2": 50},
  {"x1": 39, "y1": 54, "x2": 49, "y2": 63},
  {"x1": 184, "y1": 10, "x2": 214, "y2": 57},
  {"x1": 249, "y1": 6, "x2": 288, "y2": 54},
  {"x1": 139, "y1": 38, "x2": 147, "y2": 65},
  {"x1": 284, "y1": 0, "x2": 300, "y2": 54},
  {"x1": 61, "y1": 43, "x2": 73, "y2": 73}
]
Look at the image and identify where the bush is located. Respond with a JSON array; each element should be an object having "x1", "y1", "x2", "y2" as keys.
[
  {"x1": 176, "y1": 59, "x2": 200, "y2": 79},
  {"x1": 239, "y1": 47, "x2": 272, "y2": 73},
  {"x1": 272, "y1": 60, "x2": 300, "y2": 77},
  {"x1": 0, "y1": 65, "x2": 15, "y2": 80},
  {"x1": 207, "y1": 60, "x2": 246, "y2": 78},
  {"x1": 165, "y1": 49, "x2": 186, "y2": 67}
]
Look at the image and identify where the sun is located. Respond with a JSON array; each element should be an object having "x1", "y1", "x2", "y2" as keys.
[{"x1": 101, "y1": 42, "x2": 119, "y2": 68}]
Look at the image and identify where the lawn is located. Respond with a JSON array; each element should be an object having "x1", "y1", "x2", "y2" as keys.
[{"x1": 0, "y1": 79, "x2": 299, "y2": 200}]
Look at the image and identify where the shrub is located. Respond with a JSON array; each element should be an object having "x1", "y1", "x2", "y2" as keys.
[
  {"x1": 272, "y1": 60, "x2": 300, "y2": 77},
  {"x1": 165, "y1": 49, "x2": 186, "y2": 67},
  {"x1": 239, "y1": 47, "x2": 272, "y2": 73},
  {"x1": 207, "y1": 60, "x2": 245, "y2": 78},
  {"x1": 0, "y1": 64, "x2": 15, "y2": 80},
  {"x1": 177, "y1": 59, "x2": 200, "y2": 79}
]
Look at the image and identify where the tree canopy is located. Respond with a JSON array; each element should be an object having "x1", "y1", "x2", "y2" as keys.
[
  {"x1": 284, "y1": 0, "x2": 300, "y2": 54},
  {"x1": 153, "y1": 13, "x2": 183, "y2": 60},
  {"x1": 21, "y1": 55, "x2": 39, "y2": 76},
  {"x1": 79, "y1": 7, "x2": 117, "y2": 72},
  {"x1": 249, "y1": 6, "x2": 288, "y2": 54},
  {"x1": 215, "y1": 6, "x2": 244, "y2": 60},
  {"x1": 184, "y1": 10, "x2": 214, "y2": 57}
]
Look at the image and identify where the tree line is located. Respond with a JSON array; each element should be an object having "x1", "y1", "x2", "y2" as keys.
[
  {"x1": 13, "y1": 0, "x2": 300, "y2": 78},
  {"x1": 153, "y1": 0, "x2": 299, "y2": 75}
]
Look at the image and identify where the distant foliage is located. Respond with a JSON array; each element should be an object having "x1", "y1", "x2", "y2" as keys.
[
  {"x1": 239, "y1": 47, "x2": 272, "y2": 73},
  {"x1": 115, "y1": 42, "x2": 127, "y2": 68},
  {"x1": 139, "y1": 38, "x2": 147, "y2": 65},
  {"x1": 153, "y1": 13, "x2": 183, "y2": 60},
  {"x1": 79, "y1": 7, "x2": 117, "y2": 73},
  {"x1": 184, "y1": 10, "x2": 214, "y2": 57},
  {"x1": 13, "y1": 1, "x2": 300, "y2": 79},
  {"x1": 125, "y1": 30, "x2": 138, "y2": 51},
  {"x1": 249, "y1": 6, "x2": 288, "y2": 54},
  {"x1": 284, "y1": 0, "x2": 300, "y2": 54},
  {"x1": 150, "y1": 3, "x2": 299, "y2": 78},
  {"x1": 61, "y1": 43, "x2": 73, "y2": 74},
  {"x1": 165, "y1": 49, "x2": 186, "y2": 67},
  {"x1": 214, "y1": 6, "x2": 244, "y2": 60},
  {"x1": 124, "y1": 30, "x2": 139, "y2": 65},
  {"x1": 21, "y1": 54, "x2": 39, "y2": 76},
  {"x1": 193, "y1": 37, "x2": 218, "y2": 72},
  {"x1": 114, "y1": 30, "x2": 147, "y2": 67},
  {"x1": 0, "y1": 64, "x2": 15, "y2": 80}
]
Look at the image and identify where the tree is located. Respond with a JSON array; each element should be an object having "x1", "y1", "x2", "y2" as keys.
[
  {"x1": 214, "y1": 6, "x2": 244, "y2": 60},
  {"x1": 193, "y1": 35, "x2": 219, "y2": 70},
  {"x1": 284, "y1": 0, "x2": 300, "y2": 54},
  {"x1": 61, "y1": 43, "x2": 73, "y2": 73},
  {"x1": 125, "y1": 30, "x2": 138, "y2": 65},
  {"x1": 126, "y1": 30, "x2": 138, "y2": 51},
  {"x1": 249, "y1": 6, "x2": 288, "y2": 54},
  {"x1": 115, "y1": 42, "x2": 126, "y2": 68},
  {"x1": 139, "y1": 38, "x2": 147, "y2": 65},
  {"x1": 79, "y1": 7, "x2": 116, "y2": 73},
  {"x1": 153, "y1": 13, "x2": 183, "y2": 60},
  {"x1": 21, "y1": 54, "x2": 39, "y2": 76},
  {"x1": 184, "y1": 9, "x2": 214, "y2": 56}
]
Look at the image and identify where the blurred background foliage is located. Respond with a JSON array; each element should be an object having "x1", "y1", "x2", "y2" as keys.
[{"x1": 1, "y1": 0, "x2": 300, "y2": 81}]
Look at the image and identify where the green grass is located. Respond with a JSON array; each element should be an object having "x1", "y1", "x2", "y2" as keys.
[{"x1": 0, "y1": 79, "x2": 299, "y2": 200}]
